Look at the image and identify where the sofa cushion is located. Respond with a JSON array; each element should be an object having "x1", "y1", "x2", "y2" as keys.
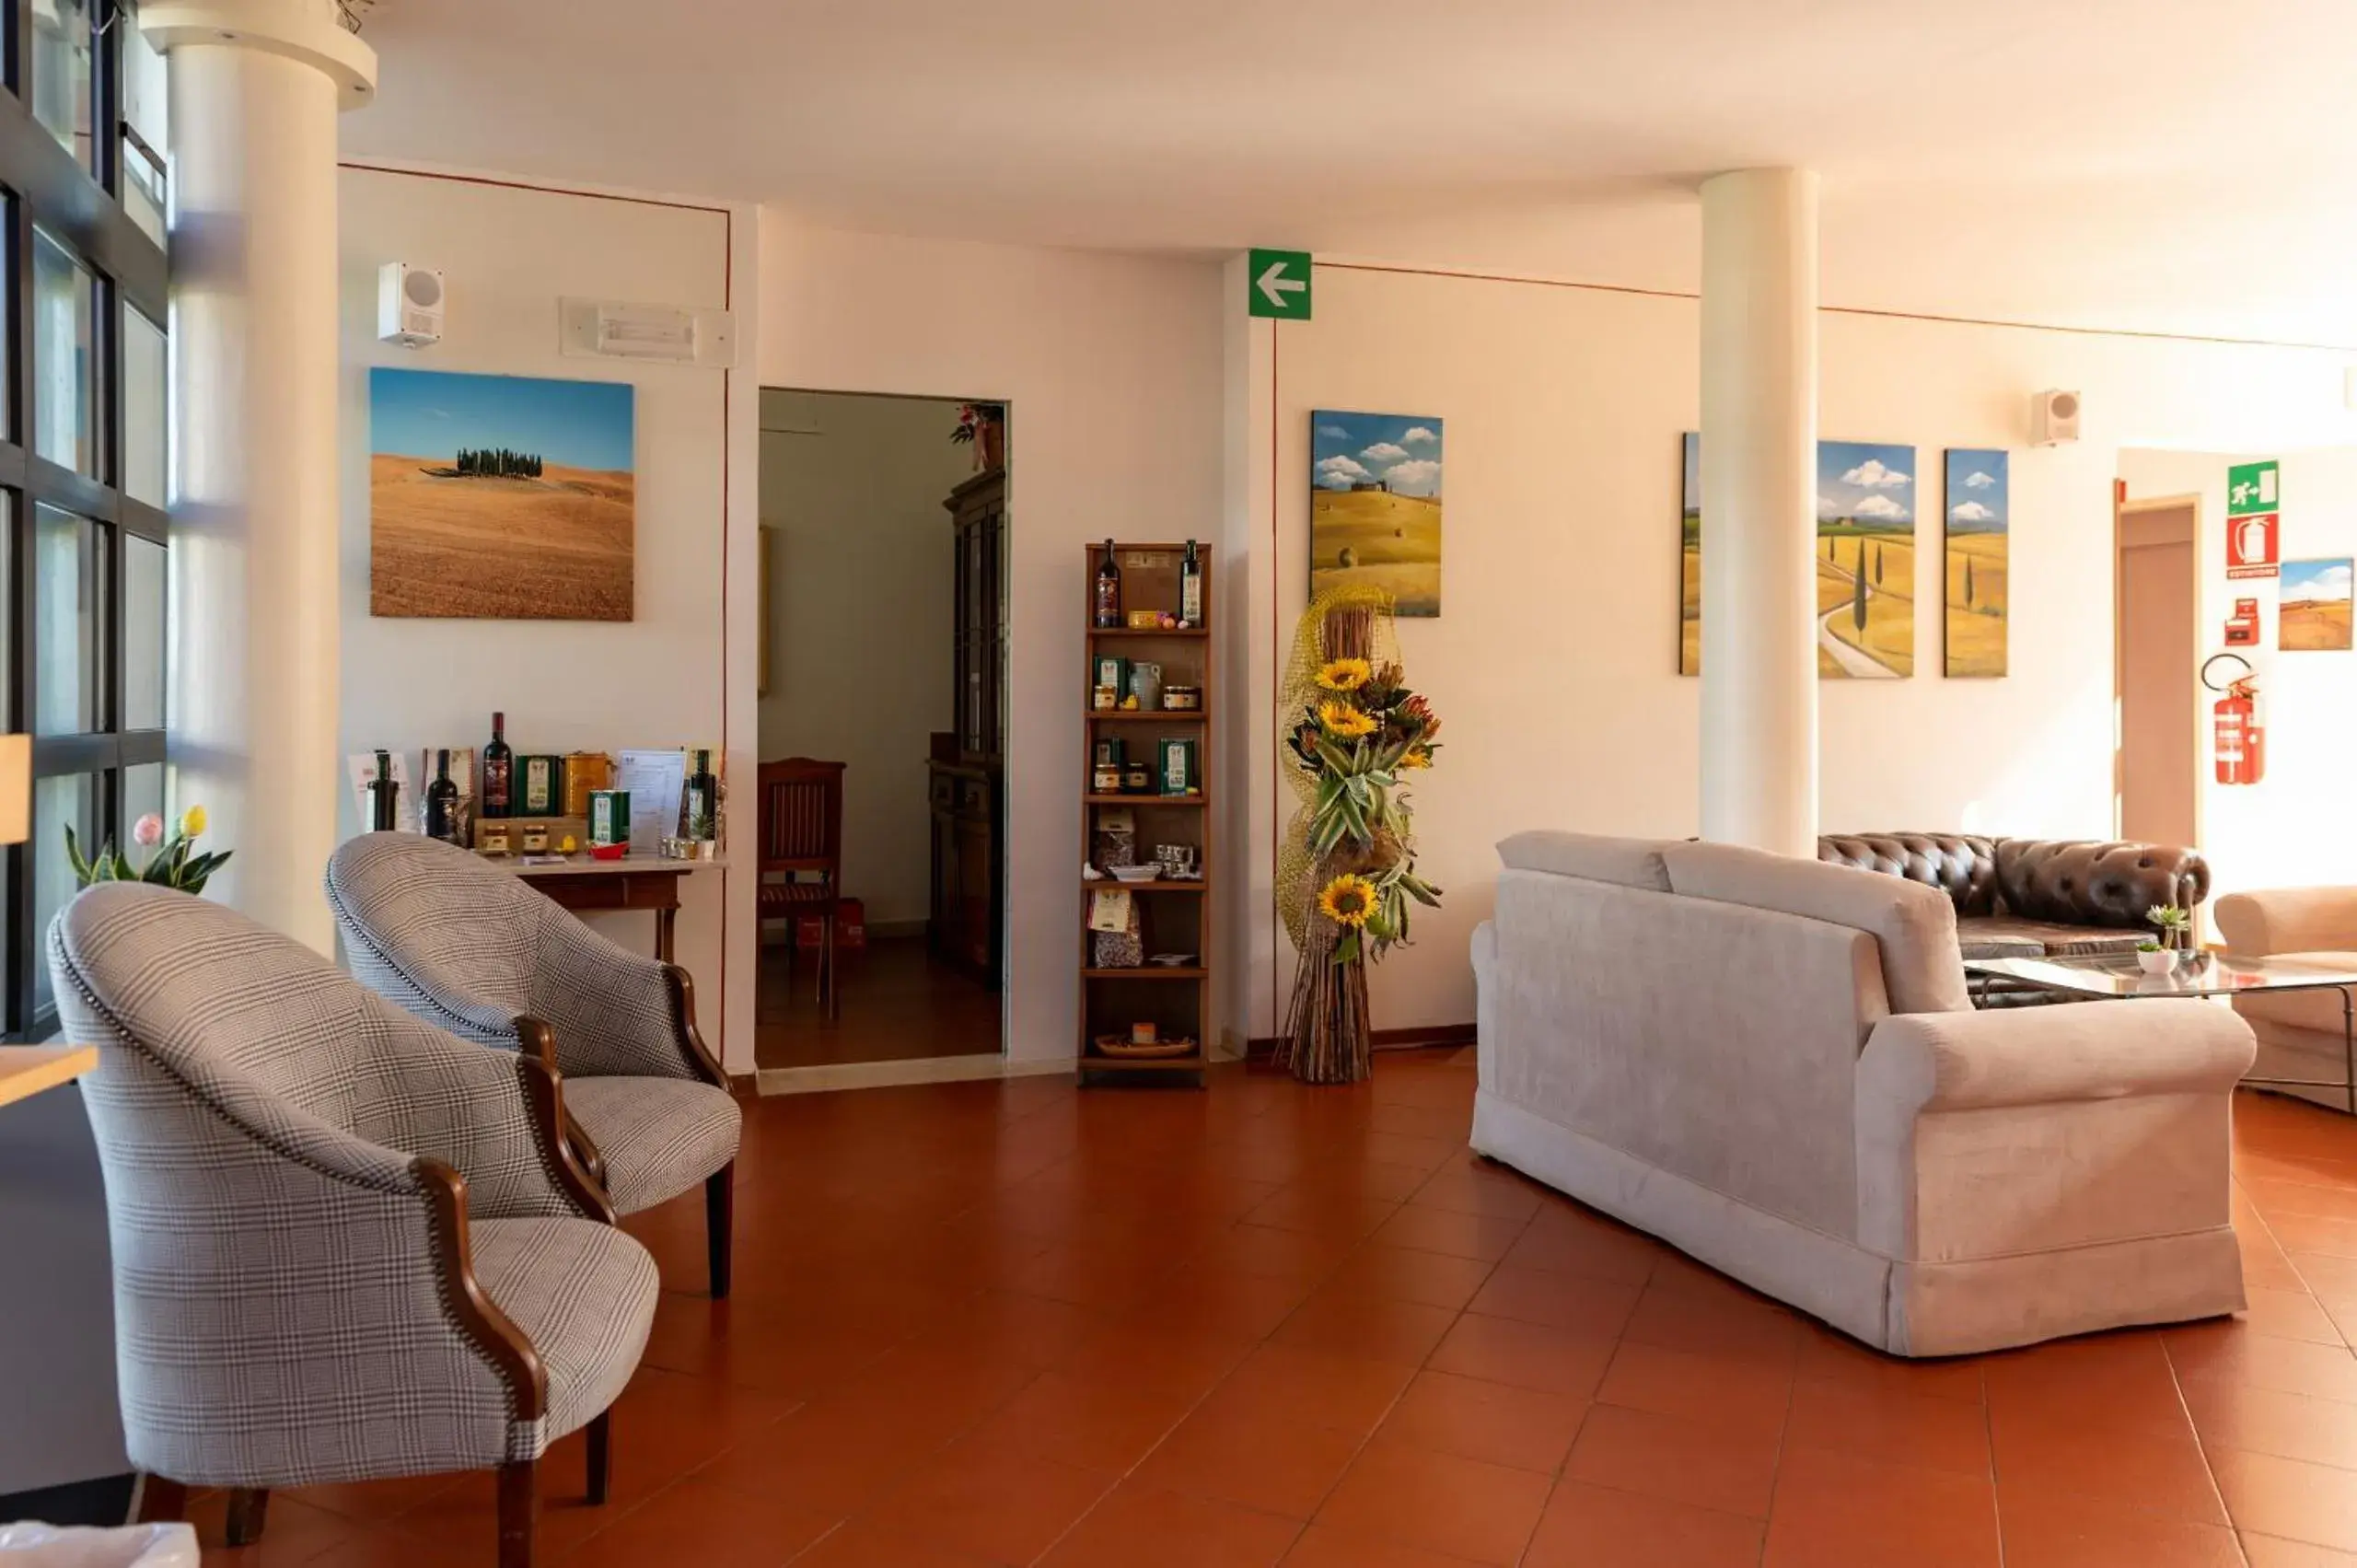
[
  {"x1": 1661, "y1": 842, "x2": 1970, "y2": 1015},
  {"x1": 1956, "y1": 915, "x2": 2147, "y2": 959},
  {"x1": 1497, "y1": 830, "x2": 1673, "y2": 891}
]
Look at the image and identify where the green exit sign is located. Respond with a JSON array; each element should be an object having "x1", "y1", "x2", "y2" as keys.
[
  {"x1": 2228, "y1": 459, "x2": 2279, "y2": 517},
  {"x1": 1248, "y1": 249, "x2": 1312, "y2": 320}
]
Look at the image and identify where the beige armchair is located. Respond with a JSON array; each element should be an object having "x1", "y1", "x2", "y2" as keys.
[
  {"x1": 2212, "y1": 887, "x2": 2357, "y2": 1110},
  {"x1": 49, "y1": 882, "x2": 659, "y2": 1567}
]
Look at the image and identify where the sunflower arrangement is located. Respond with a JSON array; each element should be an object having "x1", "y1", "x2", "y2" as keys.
[
  {"x1": 1285, "y1": 650, "x2": 1444, "y2": 968},
  {"x1": 1276, "y1": 589, "x2": 1444, "y2": 1084}
]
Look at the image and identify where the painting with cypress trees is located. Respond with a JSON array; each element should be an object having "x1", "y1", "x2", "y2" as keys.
[
  {"x1": 1944, "y1": 448, "x2": 2008, "y2": 676},
  {"x1": 1679, "y1": 434, "x2": 1915, "y2": 678},
  {"x1": 370, "y1": 368, "x2": 636, "y2": 621}
]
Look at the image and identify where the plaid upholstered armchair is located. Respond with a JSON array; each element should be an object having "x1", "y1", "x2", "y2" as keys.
[
  {"x1": 324, "y1": 831, "x2": 742, "y2": 1296},
  {"x1": 49, "y1": 882, "x2": 658, "y2": 1567}
]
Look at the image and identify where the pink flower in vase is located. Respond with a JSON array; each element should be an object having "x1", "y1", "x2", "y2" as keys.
[{"x1": 133, "y1": 812, "x2": 166, "y2": 848}]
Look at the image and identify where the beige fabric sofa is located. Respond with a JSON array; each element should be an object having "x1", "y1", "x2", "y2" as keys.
[
  {"x1": 2213, "y1": 886, "x2": 2357, "y2": 1110},
  {"x1": 1470, "y1": 831, "x2": 2256, "y2": 1356}
]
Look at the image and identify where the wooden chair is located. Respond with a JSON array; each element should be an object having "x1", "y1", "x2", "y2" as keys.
[{"x1": 759, "y1": 758, "x2": 847, "y2": 1018}]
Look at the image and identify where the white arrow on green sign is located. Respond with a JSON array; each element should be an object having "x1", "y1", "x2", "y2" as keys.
[{"x1": 1248, "y1": 249, "x2": 1312, "y2": 320}]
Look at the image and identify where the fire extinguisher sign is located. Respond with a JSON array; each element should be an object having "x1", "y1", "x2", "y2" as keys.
[{"x1": 2227, "y1": 460, "x2": 2281, "y2": 581}]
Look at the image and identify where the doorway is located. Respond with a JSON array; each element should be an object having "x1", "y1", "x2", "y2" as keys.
[
  {"x1": 2116, "y1": 494, "x2": 2200, "y2": 848},
  {"x1": 754, "y1": 389, "x2": 1007, "y2": 1070}
]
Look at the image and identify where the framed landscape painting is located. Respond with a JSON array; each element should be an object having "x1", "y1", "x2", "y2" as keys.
[
  {"x1": 1944, "y1": 448, "x2": 2009, "y2": 677},
  {"x1": 1679, "y1": 434, "x2": 1915, "y2": 678},
  {"x1": 1310, "y1": 411, "x2": 1443, "y2": 616},
  {"x1": 2281, "y1": 558, "x2": 2353, "y2": 651},
  {"x1": 370, "y1": 368, "x2": 636, "y2": 621}
]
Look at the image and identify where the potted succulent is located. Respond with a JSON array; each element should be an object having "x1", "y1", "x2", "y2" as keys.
[
  {"x1": 2133, "y1": 939, "x2": 2176, "y2": 977},
  {"x1": 2147, "y1": 903, "x2": 2195, "y2": 955}
]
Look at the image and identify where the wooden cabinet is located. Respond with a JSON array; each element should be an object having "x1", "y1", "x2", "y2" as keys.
[
  {"x1": 947, "y1": 469, "x2": 1005, "y2": 763},
  {"x1": 927, "y1": 760, "x2": 999, "y2": 986},
  {"x1": 928, "y1": 468, "x2": 1005, "y2": 987}
]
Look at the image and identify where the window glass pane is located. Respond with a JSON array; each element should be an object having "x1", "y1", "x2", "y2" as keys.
[
  {"x1": 123, "y1": 11, "x2": 168, "y2": 155},
  {"x1": 124, "y1": 140, "x2": 167, "y2": 245},
  {"x1": 34, "y1": 230, "x2": 99, "y2": 476},
  {"x1": 125, "y1": 534, "x2": 164, "y2": 729},
  {"x1": 122, "y1": 762, "x2": 165, "y2": 845},
  {"x1": 36, "y1": 505, "x2": 107, "y2": 735},
  {"x1": 124, "y1": 306, "x2": 167, "y2": 505},
  {"x1": 33, "y1": 772, "x2": 100, "y2": 1016},
  {"x1": 31, "y1": 0, "x2": 95, "y2": 172}
]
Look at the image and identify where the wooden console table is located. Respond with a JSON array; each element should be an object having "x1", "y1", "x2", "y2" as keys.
[
  {"x1": 504, "y1": 855, "x2": 726, "y2": 964},
  {"x1": 0, "y1": 1045, "x2": 99, "y2": 1109}
]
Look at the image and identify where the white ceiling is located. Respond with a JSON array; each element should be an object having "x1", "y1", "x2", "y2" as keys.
[{"x1": 343, "y1": 0, "x2": 2357, "y2": 345}]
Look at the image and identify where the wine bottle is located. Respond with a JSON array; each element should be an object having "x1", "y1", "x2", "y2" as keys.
[
  {"x1": 1180, "y1": 539, "x2": 1202, "y2": 628},
  {"x1": 680, "y1": 749, "x2": 718, "y2": 841},
  {"x1": 482, "y1": 712, "x2": 514, "y2": 819},
  {"x1": 424, "y1": 749, "x2": 459, "y2": 842},
  {"x1": 1094, "y1": 540, "x2": 1121, "y2": 629},
  {"x1": 368, "y1": 749, "x2": 400, "y2": 832}
]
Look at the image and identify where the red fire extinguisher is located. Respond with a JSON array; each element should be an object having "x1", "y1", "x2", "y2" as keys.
[{"x1": 2202, "y1": 653, "x2": 2265, "y2": 786}]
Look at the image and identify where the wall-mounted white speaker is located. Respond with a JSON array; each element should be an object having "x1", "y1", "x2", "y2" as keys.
[
  {"x1": 2031, "y1": 389, "x2": 2081, "y2": 447},
  {"x1": 378, "y1": 261, "x2": 445, "y2": 348}
]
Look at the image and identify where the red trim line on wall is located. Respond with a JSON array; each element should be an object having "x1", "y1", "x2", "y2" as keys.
[{"x1": 339, "y1": 162, "x2": 740, "y2": 1062}]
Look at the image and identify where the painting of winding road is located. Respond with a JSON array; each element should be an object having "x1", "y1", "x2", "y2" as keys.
[{"x1": 1679, "y1": 435, "x2": 1916, "y2": 678}]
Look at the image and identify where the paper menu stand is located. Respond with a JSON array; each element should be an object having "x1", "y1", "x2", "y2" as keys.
[
  {"x1": 346, "y1": 751, "x2": 416, "y2": 833},
  {"x1": 615, "y1": 749, "x2": 687, "y2": 854}
]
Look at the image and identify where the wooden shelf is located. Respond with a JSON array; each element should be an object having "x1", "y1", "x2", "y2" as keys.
[{"x1": 1082, "y1": 540, "x2": 1212, "y2": 1093}]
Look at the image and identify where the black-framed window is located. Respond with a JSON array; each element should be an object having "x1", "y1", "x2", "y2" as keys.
[{"x1": 6, "y1": 0, "x2": 168, "y2": 1038}]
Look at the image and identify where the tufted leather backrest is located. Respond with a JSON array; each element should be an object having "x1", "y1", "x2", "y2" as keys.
[
  {"x1": 1992, "y1": 840, "x2": 2210, "y2": 928},
  {"x1": 1818, "y1": 833, "x2": 1999, "y2": 917},
  {"x1": 1820, "y1": 832, "x2": 2209, "y2": 929}
]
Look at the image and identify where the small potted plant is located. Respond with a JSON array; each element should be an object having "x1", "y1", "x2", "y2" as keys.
[
  {"x1": 66, "y1": 806, "x2": 231, "y2": 895},
  {"x1": 2147, "y1": 903, "x2": 2195, "y2": 955},
  {"x1": 950, "y1": 402, "x2": 1005, "y2": 470},
  {"x1": 2134, "y1": 939, "x2": 2176, "y2": 977}
]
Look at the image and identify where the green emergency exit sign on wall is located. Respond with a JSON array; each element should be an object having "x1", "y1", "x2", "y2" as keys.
[
  {"x1": 1248, "y1": 250, "x2": 1312, "y2": 320},
  {"x1": 2228, "y1": 460, "x2": 2280, "y2": 516}
]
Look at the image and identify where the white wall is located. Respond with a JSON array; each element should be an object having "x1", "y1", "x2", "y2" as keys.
[
  {"x1": 2123, "y1": 445, "x2": 2357, "y2": 899},
  {"x1": 755, "y1": 215, "x2": 1226, "y2": 1061},
  {"x1": 338, "y1": 164, "x2": 761, "y2": 1068},
  {"x1": 1237, "y1": 261, "x2": 2357, "y2": 1037},
  {"x1": 758, "y1": 390, "x2": 974, "y2": 929}
]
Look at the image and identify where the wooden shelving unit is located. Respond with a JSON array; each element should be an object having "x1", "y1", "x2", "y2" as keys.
[{"x1": 1080, "y1": 541, "x2": 1212, "y2": 1089}]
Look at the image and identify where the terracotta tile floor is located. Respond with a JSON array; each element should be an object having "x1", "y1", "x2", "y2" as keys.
[
  {"x1": 757, "y1": 935, "x2": 1001, "y2": 1070},
  {"x1": 187, "y1": 1052, "x2": 2357, "y2": 1566}
]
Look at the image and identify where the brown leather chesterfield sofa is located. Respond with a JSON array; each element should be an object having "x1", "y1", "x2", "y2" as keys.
[{"x1": 1818, "y1": 831, "x2": 2210, "y2": 959}]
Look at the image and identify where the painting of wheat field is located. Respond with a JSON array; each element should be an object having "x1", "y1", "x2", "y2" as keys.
[
  {"x1": 370, "y1": 368, "x2": 636, "y2": 621},
  {"x1": 1945, "y1": 448, "x2": 2009, "y2": 677},
  {"x1": 1311, "y1": 411, "x2": 1444, "y2": 616}
]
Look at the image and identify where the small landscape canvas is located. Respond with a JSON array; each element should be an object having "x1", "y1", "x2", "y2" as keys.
[
  {"x1": 370, "y1": 368, "x2": 636, "y2": 621},
  {"x1": 2281, "y1": 558, "x2": 2353, "y2": 651},
  {"x1": 1944, "y1": 448, "x2": 2009, "y2": 677},
  {"x1": 1679, "y1": 435, "x2": 1915, "y2": 678},
  {"x1": 1310, "y1": 412, "x2": 1443, "y2": 616}
]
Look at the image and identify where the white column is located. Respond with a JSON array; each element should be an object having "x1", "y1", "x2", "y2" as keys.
[
  {"x1": 145, "y1": 2, "x2": 375, "y2": 951},
  {"x1": 1699, "y1": 168, "x2": 1820, "y2": 855}
]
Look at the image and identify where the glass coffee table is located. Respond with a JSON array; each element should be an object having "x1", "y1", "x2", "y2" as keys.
[{"x1": 1964, "y1": 951, "x2": 2357, "y2": 1111}]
